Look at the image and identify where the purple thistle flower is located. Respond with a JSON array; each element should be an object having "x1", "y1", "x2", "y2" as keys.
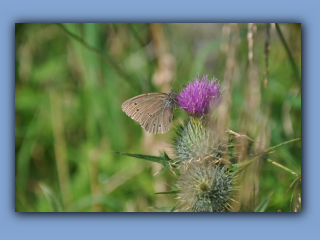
[{"x1": 177, "y1": 75, "x2": 221, "y2": 116}]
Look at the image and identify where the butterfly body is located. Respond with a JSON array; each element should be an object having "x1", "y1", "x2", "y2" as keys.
[{"x1": 122, "y1": 90, "x2": 176, "y2": 134}]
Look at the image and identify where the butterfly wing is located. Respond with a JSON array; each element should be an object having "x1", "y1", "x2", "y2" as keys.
[
  {"x1": 122, "y1": 93, "x2": 166, "y2": 122},
  {"x1": 140, "y1": 101, "x2": 174, "y2": 134},
  {"x1": 122, "y1": 93, "x2": 174, "y2": 134}
]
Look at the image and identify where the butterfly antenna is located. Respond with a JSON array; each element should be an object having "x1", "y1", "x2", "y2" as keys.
[{"x1": 171, "y1": 77, "x2": 177, "y2": 90}]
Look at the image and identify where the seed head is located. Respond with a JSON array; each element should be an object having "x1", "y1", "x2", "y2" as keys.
[{"x1": 176, "y1": 161, "x2": 236, "y2": 212}]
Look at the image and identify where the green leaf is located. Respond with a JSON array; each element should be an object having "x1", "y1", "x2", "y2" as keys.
[
  {"x1": 39, "y1": 183, "x2": 63, "y2": 212},
  {"x1": 255, "y1": 193, "x2": 272, "y2": 212},
  {"x1": 112, "y1": 150, "x2": 176, "y2": 170},
  {"x1": 155, "y1": 190, "x2": 180, "y2": 195},
  {"x1": 154, "y1": 205, "x2": 177, "y2": 212},
  {"x1": 160, "y1": 151, "x2": 171, "y2": 161}
]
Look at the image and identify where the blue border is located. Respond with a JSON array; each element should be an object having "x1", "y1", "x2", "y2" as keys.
[{"x1": 4, "y1": 0, "x2": 316, "y2": 239}]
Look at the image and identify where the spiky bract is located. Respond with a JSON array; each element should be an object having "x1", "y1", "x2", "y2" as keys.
[
  {"x1": 173, "y1": 117, "x2": 229, "y2": 165},
  {"x1": 176, "y1": 161, "x2": 236, "y2": 212}
]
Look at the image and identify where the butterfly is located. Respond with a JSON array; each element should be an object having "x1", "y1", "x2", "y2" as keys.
[{"x1": 121, "y1": 90, "x2": 176, "y2": 134}]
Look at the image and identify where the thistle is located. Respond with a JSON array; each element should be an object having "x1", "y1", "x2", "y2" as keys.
[
  {"x1": 177, "y1": 75, "x2": 221, "y2": 116},
  {"x1": 116, "y1": 73, "x2": 301, "y2": 212},
  {"x1": 176, "y1": 161, "x2": 237, "y2": 212}
]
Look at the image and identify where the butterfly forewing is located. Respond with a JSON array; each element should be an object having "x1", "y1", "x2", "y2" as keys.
[
  {"x1": 121, "y1": 93, "x2": 164, "y2": 120},
  {"x1": 122, "y1": 92, "x2": 175, "y2": 134}
]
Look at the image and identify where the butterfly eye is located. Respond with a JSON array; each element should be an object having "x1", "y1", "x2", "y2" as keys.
[
  {"x1": 158, "y1": 124, "x2": 161, "y2": 127},
  {"x1": 134, "y1": 102, "x2": 137, "y2": 105},
  {"x1": 153, "y1": 123, "x2": 156, "y2": 126}
]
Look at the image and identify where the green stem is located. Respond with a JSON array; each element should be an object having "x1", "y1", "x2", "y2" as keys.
[
  {"x1": 264, "y1": 138, "x2": 301, "y2": 152},
  {"x1": 55, "y1": 23, "x2": 141, "y2": 92},
  {"x1": 266, "y1": 159, "x2": 300, "y2": 178},
  {"x1": 275, "y1": 23, "x2": 300, "y2": 81}
]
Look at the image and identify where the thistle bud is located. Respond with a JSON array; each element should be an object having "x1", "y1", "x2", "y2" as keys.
[{"x1": 173, "y1": 117, "x2": 228, "y2": 165}]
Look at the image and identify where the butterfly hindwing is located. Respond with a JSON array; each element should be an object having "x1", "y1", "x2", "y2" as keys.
[{"x1": 141, "y1": 101, "x2": 174, "y2": 134}]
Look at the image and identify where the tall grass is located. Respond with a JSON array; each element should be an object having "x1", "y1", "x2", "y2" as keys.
[{"x1": 15, "y1": 23, "x2": 301, "y2": 212}]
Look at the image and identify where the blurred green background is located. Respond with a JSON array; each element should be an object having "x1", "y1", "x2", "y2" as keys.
[{"x1": 15, "y1": 23, "x2": 301, "y2": 212}]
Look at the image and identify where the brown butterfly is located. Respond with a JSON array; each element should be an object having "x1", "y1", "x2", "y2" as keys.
[{"x1": 121, "y1": 90, "x2": 176, "y2": 134}]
